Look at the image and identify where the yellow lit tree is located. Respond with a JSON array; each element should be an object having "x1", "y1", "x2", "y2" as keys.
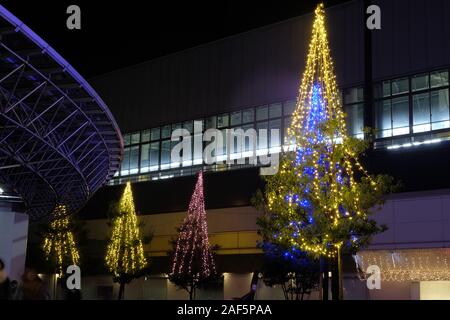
[
  {"x1": 105, "y1": 182, "x2": 147, "y2": 300},
  {"x1": 261, "y1": 3, "x2": 394, "y2": 300},
  {"x1": 43, "y1": 204, "x2": 80, "y2": 275}
]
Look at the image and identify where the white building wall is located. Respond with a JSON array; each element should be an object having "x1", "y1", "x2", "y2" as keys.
[
  {"x1": 370, "y1": 189, "x2": 450, "y2": 249},
  {"x1": 0, "y1": 203, "x2": 28, "y2": 281}
]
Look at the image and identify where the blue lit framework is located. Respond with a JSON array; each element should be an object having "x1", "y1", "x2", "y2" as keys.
[{"x1": 0, "y1": 5, "x2": 123, "y2": 220}]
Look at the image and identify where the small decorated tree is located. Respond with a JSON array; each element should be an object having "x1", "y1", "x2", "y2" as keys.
[
  {"x1": 43, "y1": 204, "x2": 80, "y2": 275},
  {"x1": 105, "y1": 182, "x2": 147, "y2": 300},
  {"x1": 169, "y1": 171, "x2": 218, "y2": 300}
]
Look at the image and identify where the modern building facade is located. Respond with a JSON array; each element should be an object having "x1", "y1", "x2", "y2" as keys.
[{"x1": 77, "y1": 0, "x2": 450, "y2": 299}]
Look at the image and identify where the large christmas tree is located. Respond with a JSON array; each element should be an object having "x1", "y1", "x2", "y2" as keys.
[
  {"x1": 105, "y1": 181, "x2": 147, "y2": 300},
  {"x1": 169, "y1": 171, "x2": 217, "y2": 300},
  {"x1": 43, "y1": 204, "x2": 80, "y2": 275},
  {"x1": 263, "y1": 3, "x2": 392, "y2": 299}
]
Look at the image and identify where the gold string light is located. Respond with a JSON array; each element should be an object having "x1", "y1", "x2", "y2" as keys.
[
  {"x1": 355, "y1": 249, "x2": 450, "y2": 282},
  {"x1": 266, "y1": 3, "x2": 378, "y2": 258},
  {"x1": 43, "y1": 204, "x2": 80, "y2": 275},
  {"x1": 105, "y1": 182, "x2": 147, "y2": 277}
]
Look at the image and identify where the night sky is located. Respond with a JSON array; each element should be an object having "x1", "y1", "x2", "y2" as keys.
[{"x1": 0, "y1": 0, "x2": 350, "y2": 79}]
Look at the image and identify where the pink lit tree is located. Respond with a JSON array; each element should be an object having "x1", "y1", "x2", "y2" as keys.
[{"x1": 169, "y1": 171, "x2": 218, "y2": 300}]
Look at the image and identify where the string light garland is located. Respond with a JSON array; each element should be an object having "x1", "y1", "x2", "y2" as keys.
[
  {"x1": 43, "y1": 204, "x2": 80, "y2": 275},
  {"x1": 355, "y1": 249, "x2": 450, "y2": 282},
  {"x1": 105, "y1": 182, "x2": 147, "y2": 277},
  {"x1": 265, "y1": 3, "x2": 382, "y2": 259},
  {"x1": 171, "y1": 171, "x2": 216, "y2": 279}
]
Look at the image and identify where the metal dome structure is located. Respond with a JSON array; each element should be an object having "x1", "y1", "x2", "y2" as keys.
[{"x1": 0, "y1": 5, "x2": 123, "y2": 220}]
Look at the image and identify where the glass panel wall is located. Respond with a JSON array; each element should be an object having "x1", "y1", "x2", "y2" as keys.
[
  {"x1": 112, "y1": 68, "x2": 450, "y2": 185},
  {"x1": 374, "y1": 69, "x2": 449, "y2": 139}
]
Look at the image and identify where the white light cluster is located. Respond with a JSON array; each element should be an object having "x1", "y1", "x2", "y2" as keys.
[{"x1": 387, "y1": 138, "x2": 442, "y2": 150}]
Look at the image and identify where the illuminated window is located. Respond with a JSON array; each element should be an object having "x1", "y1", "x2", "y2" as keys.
[
  {"x1": 375, "y1": 100, "x2": 392, "y2": 138},
  {"x1": 345, "y1": 103, "x2": 364, "y2": 138},
  {"x1": 205, "y1": 116, "x2": 216, "y2": 129},
  {"x1": 413, "y1": 92, "x2": 430, "y2": 133},
  {"x1": 283, "y1": 100, "x2": 296, "y2": 116},
  {"x1": 123, "y1": 134, "x2": 131, "y2": 146},
  {"x1": 129, "y1": 146, "x2": 139, "y2": 174},
  {"x1": 141, "y1": 142, "x2": 160, "y2": 172},
  {"x1": 392, "y1": 96, "x2": 409, "y2": 136},
  {"x1": 269, "y1": 103, "x2": 282, "y2": 118},
  {"x1": 431, "y1": 70, "x2": 448, "y2": 88},
  {"x1": 242, "y1": 109, "x2": 254, "y2": 124},
  {"x1": 160, "y1": 140, "x2": 171, "y2": 170},
  {"x1": 141, "y1": 129, "x2": 151, "y2": 143},
  {"x1": 392, "y1": 78, "x2": 409, "y2": 95},
  {"x1": 431, "y1": 89, "x2": 450, "y2": 130},
  {"x1": 256, "y1": 105, "x2": 268, "y2": 121},
  {"x1": 217, "y1": 114, "x2": 229, "y2": 128},
  {"x1": 131, "y1": 132, "x2": 140, "y2": 145},
  {"x1": 344, "y1": 87, "x2": 364, "y2": 139},
  {"x1": 230, "y1": 111, "x2": 241, "y2": 126},
  {"x1": 412, "y1": 74, "x2": 429, "y2": 92},
  {"x1": 151, "y1": 127, "x2": 160, "y2": 141},
  {"x1": 161, "y1": 125, "x2": 171, "y2": 139}
]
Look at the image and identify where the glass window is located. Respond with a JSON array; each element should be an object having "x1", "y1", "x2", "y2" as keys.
[
  {"x1": 141, "y1": 129, "x2": 151, "y2": 143},
  {"x1": 269, "y1": 103, "x2": 282, "y2": 118},
  {"x1": 140, "y1": 142, "x2": 160, "y2": 172},
  {"x1": 374, "y1": 81, "x2": 391, "y2": 98},
  {"x1": 172, "y1": 123, "x2": 182, "y2": 132},
  {"x1": 131, "y1": 132, "x2": 140, "y2": 145},
  {"x1": 392, "y1": 96, "x2": 409, "y2": 135},
  {"x1": 217, "y1": 129, "x2": 227, "y2": 157},
  {"x1": 345, "y1": 103, "x2": 364, "y2": 138},
  {"x1": 217, "y1": 114, "x2": 229, "y2": 128},
  {"x1": 375, "y1": 100, "x2": 392, "y2": 138},
  {"x1": 205, "y1": 116, "x2": 216, "y2": 129},
  {"x1": 382, "y1": 80, "x2": 391, "y2": 97},
  {"x1": 161, "y1": 125, "x2": 171, "y2": 139},
  {"x1": 392, "y1": 78, "x2": 409, "y2": 95},
  {"x1": 241, "y1": 124, "x2": 254, "y2": 152},
  {"x1": 129, "y1": 145, "x2": 139, "y2": 173},
  {"x1": 161, "y1": 140, "x2": 171, "y2": 169},
  {"x1": 123, "y1": 134, "x2": 131, "y2": 146},
  {"x1": 172, "y1": 140, "x2": 187, "y2": 166},
  {"x1": 412, "y1": 74, "x2": 429, "y2": 92},
  {"x1": 431, "y1": 89, "x2": 450, "y2": 130},
  {"x1": 283, "y1": 100, "x2": 296, "y2": 116},
  {"x1": 121, "y1": 147, "x2": 130, "y2": 175},
  {"x1": 183, "y1": 121, "x2": 193, "y2": 135},
  {"x1": 412, "y1": 92, "x2": 430, "y2": 133},
  {"x1": 344, "y1": 87, "x2": 364, "y2": 104},
  {"x1": 256, "y1": 121, "x2": 268, "y2": 150},
  {"x1": 430, "y1": 70, "x2": 449, "y2": 88},
  {"x1": 140, "y1": 143, "x2": 150, "y2": 171},
  {"x1": 151, "y1": 127, "x2": 160, "y2": 141},
  {"x1": 230, "y1": 111, "x2": 241, "y2": 126},
  {"x1": 256, "y1": 105, "x2": 268, "y2": 121},
  {"x1": 269, "y1": 119, "x2": 281, "y2": 148},
  {"x1": 242, "y1": 109, "x2": 254, "y2": 123}
]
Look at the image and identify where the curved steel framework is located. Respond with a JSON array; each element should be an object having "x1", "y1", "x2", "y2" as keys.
[{"x1": 0, "y1": 5, "x2": 123, "y2": 220}]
